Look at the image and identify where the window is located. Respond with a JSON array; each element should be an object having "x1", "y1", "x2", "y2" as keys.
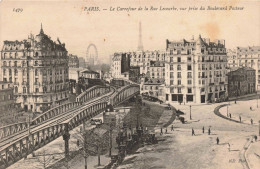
[
  {"x1": 187, "y1": 64, "x2": 192, "y2": 70},
  {"x1": 177, "y1": 72, "x2": 181, "y2": 78},
  {"x1": 15, "y1": 86, "x2": 18, "y2": 93},
  {"x1": 35, "y1": 69, "x2": 38, "y2": 76},
  {"x1": 178, "y1": 88, "x2": 181, "y2": 93},
  {"x1": 3, "y1": 69, "x2": 6, "y2": 76},
  {"x1": 9, "y1": 69, "x2": 12, "y2": 75},
  {"x1": 178, "y1": 80, "x2": 181, "y2": 85},
  {"x1": 170, "y1": 80, "x2": 174, "y2": 85},
  {"x1": 170, "y1": 57, "x2": 173, "y2": 62},
  {"x1": 187, "y1": 57, "x2": 191, "y2": 62},
  {"x1": 14, "y1": 69, "x2": 18, "y2": 76},
  {"x1": 3, "y1": 61, "x2": 7, "y2": 66},
  {"x1": 35, "y1": 88, "x2": 39, "y2": 93},
  {"x1": 177, "y1": 57, "x2": 181, "y2": 62},
  {"x1": 170, "y1": 72, "x2": 174, "y2": 78},
  {"x1": 188, "y1": 88, "x2": 192, "y2": 93},
  {"x1": 188, "y1": 80, "x2": 192, "y2": 85},
  {"x1": 170, "y1": 65, "x2": 173, "y2": 70},
  {"x1": 35, "y1": 61, "x2": 38, "y2": 66},
  {"x1": 177, "y1": 65, "x2": 181, "y2": 70},
  {"x1": 188, "y1": 72, "x2": 192, "y2": 78},
  {"x1": 170, "y1": 50, "x2": 173, "y2": 55},
  {"x1": 23, "y1": 87, "x2": 26, "y2": 93}
]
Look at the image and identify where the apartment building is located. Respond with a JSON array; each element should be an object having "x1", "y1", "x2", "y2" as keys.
[
  {"x1": 0, "y1": 25, "x2": 69, "y2": 112},
  {"x1": 164, "y1": 35, "x2": 228, "y2": 104}
]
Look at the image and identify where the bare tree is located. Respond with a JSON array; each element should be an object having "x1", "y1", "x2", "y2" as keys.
[
  {"x1": 34, "y1": 150, "x2": 54, "y2": 169},
  {"x1": 73, "y1": 125, "x2": 109, "y2": 168}
]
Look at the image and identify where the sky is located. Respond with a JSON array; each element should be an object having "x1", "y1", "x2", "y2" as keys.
[{"x1": 0, "y1": 0, "x2": 260, "y2": 64}]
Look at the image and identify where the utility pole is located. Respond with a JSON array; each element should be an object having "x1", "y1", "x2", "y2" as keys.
[
  {"x1": 258, "y1": 120, "x2": 260, "y2": 136},
  {"x1": 227, "y1": 104, "x2": 229, "y2": 117},
  {"x1": 83, "y1": 119, "x2": 87, "y2": 169},
  {"x1": 257, "y1": 95, "x2": 258, "y2": 108},
  {"x1": 109, "y1": 122, "x2": 113, "y2": 157},
  {"x1": 190, "y1": 105, "x2": 192, "y2": 120}
]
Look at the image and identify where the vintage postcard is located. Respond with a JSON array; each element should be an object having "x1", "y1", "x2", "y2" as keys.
[{"x1": 0, "y1": 0, "x2": 259, "y2": 169}]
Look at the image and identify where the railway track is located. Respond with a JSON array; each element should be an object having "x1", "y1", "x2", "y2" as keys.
[{"x1": 0, "y1": 87, "x2": 115, "y2": 150}]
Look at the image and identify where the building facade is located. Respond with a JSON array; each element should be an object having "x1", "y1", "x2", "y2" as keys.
[
  {"x1": 227, "y1": 49, "x2": 238, "y2": 68},
  {"x1": 0, "y1": 81, "x2": 18, "y2": 125},
  {"x1": 68, "y1": 54, "x2": 79, "y2": 68},
  {"x1": 148, "y1": 61, "x2": 165, "y2": 79},
  {"x1": 236, "y1": 46, "x2": 260, "y2": 91},
  {"x1": 164, "y1": 35, "x2": 228, "y2": 104},
  {"x1": 227, "y1": 67, "x2": 256, "y2": 98},
  {"x1": 0, "y1": 25, "x2": 69, "y2": 113}
]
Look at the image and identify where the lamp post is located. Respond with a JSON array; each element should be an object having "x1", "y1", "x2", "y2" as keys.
[
  {"x1": 227, "y1": 104, "x2": 229, "y2": 117},
  {"x1": 257, "y1": 96, "x2": 258, "y2": 108},
  {"x1": 190, "y1": 105, "x2": 192, "y2": 120},
  {"x1": 259, "y1": 120, "x2": 260, "y2": 136}
]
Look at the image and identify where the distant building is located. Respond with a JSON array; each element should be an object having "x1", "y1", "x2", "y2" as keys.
[
  {"x1": 164, "y1": 35, "x2": 228, "y2": 104},
  {"x1": 78, "y1": 57, "x2": 86, "y2": 68},
  {"x1": 111, "y1": 52, "x2": 131, "y2": 79},
  {"x1": 0, "y1": 25, "x2": 69, "y2": 112},
  {"x1": 227, "y1": 67, "x2": 256, "y2": 98},
  {"x1": 148, "y1": 61, "x2": 165, "y2": 79},
  {"x1": 227, "y1": 49, "x2": 238, "y2": 68},
  {"x1": 68, "y1": 54, "x2": 79, "y2": 68},
  {"x1": 129, "y1": 66, "x2": 140, "y2": 83},
  {"x1": 80, "y1": 69, "x2": 100, "y2": 79},
  {"x1": 130, "y1": 50, "x2": 167, "y2": 75},
  {"x1": 141, "y1": 78, "x2": 165, "y2": 98},
  {"x1": 236, "y1": 46, "x2": 260, "y2": 91},
  {"x1": 0, "y1": 81, "x2": 19, "y2": 125}
]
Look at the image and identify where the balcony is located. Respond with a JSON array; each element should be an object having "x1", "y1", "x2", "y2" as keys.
[
  {"x1": 34, "y1": 82, "x2": 41, "y2": 86},
  {"x1": 209, "y1": 83, "x2": 214, "y2": 86},
  {"x1": 22, "y1": 81, "x2": 28, "y2": 85},
  {"x1": 14, "y1": 82, "x2": 19, "y2": 85}
]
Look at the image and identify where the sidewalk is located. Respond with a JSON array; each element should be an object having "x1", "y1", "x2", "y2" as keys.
[{"x1": 218, "y1": 99, "x2": 260, "y2": 126}]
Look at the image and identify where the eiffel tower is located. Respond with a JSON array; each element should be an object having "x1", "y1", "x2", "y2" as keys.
[{"x1": 137, "y1": 21, "x2": 144, "y2": 51}]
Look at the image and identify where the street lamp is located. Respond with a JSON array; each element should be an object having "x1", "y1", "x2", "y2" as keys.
[
  {"x1": 227, "y1": 104, "x2": 229, "y2": 117},
  {"x1": 257, "y1": 96, "x2": 259, "y2": 108},
  {"x1": 259, "y1": 120, "x2": 260, "y2": 136},
  {"x1": 190, "y1": 105, "x2": 192, "y2": 120}
]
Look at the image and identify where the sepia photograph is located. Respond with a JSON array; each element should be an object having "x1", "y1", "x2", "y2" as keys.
[{"x1": 0, "y1": 0, "x2": 259, "y2": 168}]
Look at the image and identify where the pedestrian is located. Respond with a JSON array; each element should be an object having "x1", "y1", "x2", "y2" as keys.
[
  {"x1": 216, "y1": 137, "x2": 219, "y2": 145},
  {"x1": 227, "y1": 143, "x2": 230, "y2": 151},
  {"x1": 229, "y1": 113, "x2": 231, "y2": 118},
  {"x1": 254, "y1": 135, "x2": 257, "y2": 142},
  {"x1": 192, "y1": 128, "x2": 195, "y2": 136},
  {"x1": 250, "y1": 106, "x2": 252, "y2": 111},
  {"x1": 165, "y1": 128, "x2": 168, "y2": 134},
  {"x1": 160, "y1": 127, "x2": 163, "y2": 135},
  {"x1": 171, "y1": 125, "x2": 174, "y2": 131},
  {"x1": 208, "y1": 128, "x2": 211, "y2": 135},
  {"x1": 251, "y1": 119, "x2": 253, "y2": 125},
  {"x1": 235, "y1": 100, "x2": 236, "y2": 104},
  {"x1": 239, "y1": 116, "x2": 241, "y2": 123},
  {"x1": 202, "y1": 126, "x2": 204, "y2": 133}
]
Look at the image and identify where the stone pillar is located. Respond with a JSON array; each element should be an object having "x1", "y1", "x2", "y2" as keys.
[{"x1": 63, "y1": 123, "x2": 70, "y2": 160}]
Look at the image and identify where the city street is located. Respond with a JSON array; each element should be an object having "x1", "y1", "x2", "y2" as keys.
[{"x1": 118, "y1": 101, "x2": 259, "y2": 169}]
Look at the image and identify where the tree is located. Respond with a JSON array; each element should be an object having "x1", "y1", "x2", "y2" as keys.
[{"x1": 74, "y1": 126, "x2": 109, "y2": 168}]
